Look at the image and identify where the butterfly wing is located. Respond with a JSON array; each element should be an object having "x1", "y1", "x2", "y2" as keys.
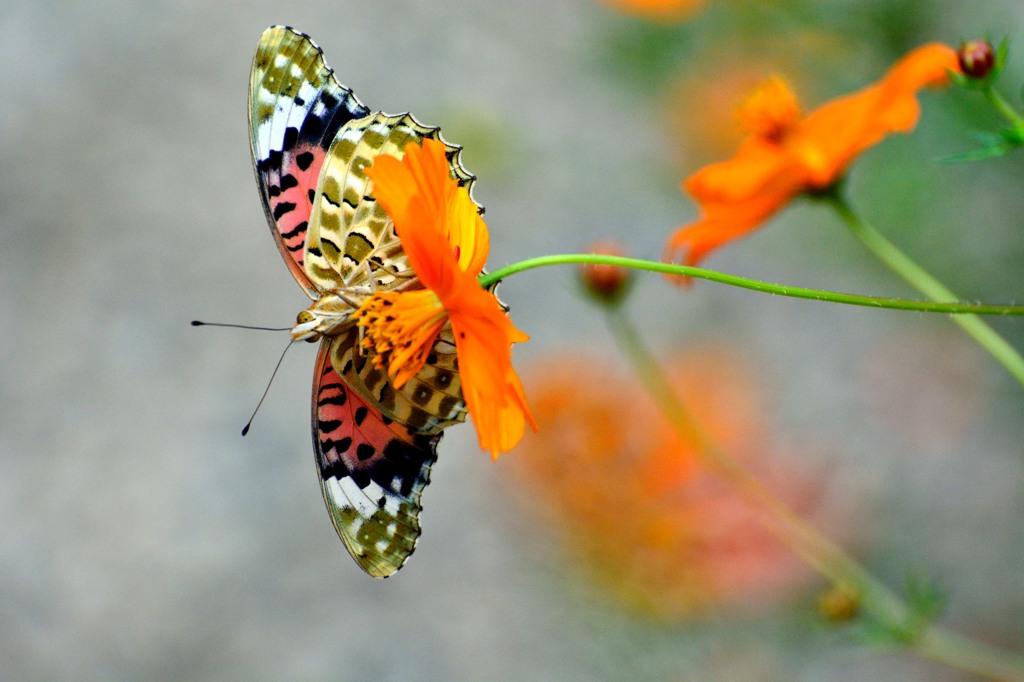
[
  {"x1": 313, "y1": 335, "x2": 439, "y2": 578},
  {"x1": 249, "y1": 25, "x2": 371, "y2": 296}
]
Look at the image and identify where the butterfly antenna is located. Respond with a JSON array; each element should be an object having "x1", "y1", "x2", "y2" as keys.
[
  {"x1": 192, "y1": 320, "x2": 291, "y2": 332},
  {"x1": 242, "y1": 340, "x2": 294, "y2": 436}
]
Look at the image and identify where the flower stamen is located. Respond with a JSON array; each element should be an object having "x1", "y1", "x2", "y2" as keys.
[{"x1": 354, "y1": 289, "x2": 448, "y2": 388}]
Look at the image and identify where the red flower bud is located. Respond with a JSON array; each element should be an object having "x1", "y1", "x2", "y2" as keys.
[
  {"x1": 958, "y1": 39, "x2": 995, "y2": 79},
  {"x1": 580, "y1": 241, "x2": 632, "y2": 305}
]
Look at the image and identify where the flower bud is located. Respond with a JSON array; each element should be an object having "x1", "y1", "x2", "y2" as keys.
[
  {"x1": 580, "y1": 241, "x2": 632, "y2": 305},
  {"x1": 818, "y1": 584, "x2": 861, "y2": 623},
  {"x1": 957, "y1": 39, "x2": 995, "y2": 80}
]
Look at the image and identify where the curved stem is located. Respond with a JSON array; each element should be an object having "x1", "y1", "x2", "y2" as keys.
[
  {"x1": 830, "y1": 196, "x2": 1024, "y2": 388},
  {"x1": 605, "y1": 306, "x2": 1024, "y2": 680},
  {"x1": 478, "y1": 255, "x2": 1024, "y2": 316},
  {"x1": 984, "y1": 84, "x2": 1024, "y2": 133}
]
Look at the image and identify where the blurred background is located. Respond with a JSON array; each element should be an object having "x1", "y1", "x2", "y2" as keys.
[{"x1": 2, "y1": 0, "x2": 1023, "y2": 679}]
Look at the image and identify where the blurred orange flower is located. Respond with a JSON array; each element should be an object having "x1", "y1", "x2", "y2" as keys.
[
  {"x1": 664, "y1": 43, "x2": 961, "y2": 271},
  {"x1": 600, "y1": 0, "x2": 706, "y2": 21},
  {"x1": 510, "y1": 348, "x2": 814, "y2": 619}
]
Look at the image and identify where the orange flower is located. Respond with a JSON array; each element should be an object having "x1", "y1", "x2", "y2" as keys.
[
  {"x1": 511, "y1": 349, "x2": 816, "y2": 619},
  {"x1": 665, "y1": 43, "x2": 961, "y2": 271},
  {"x1": 601, "y1": 0, "x2": 706, "y2": 21},
  {"x1": 356, "y1": 138, "x2": 536, "y2": 459}
]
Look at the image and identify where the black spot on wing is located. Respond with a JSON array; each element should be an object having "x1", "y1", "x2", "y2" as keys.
[
  {"x1": 438, "y1": 395, "x2": 461, "y2": 419},
  {"x1": 349, "y1": 468, "x2": 371, "y2": 489},
  {"x1": 317, "y1": 386, "x2": 347, "y2": 406},
  {"x1": 281, "y1": 220, "x2": 308, "y2": 240},
  {"x1": 319, "y1": 419, "x2": 343, "y2": 432},
  {"x1": 382, "y1": 438, "x2": 437, "y2": 497},
  {"x1": 283, "y1": 126, "x2": 299, "y2": 150},
  {"x1": 320, "y1": 459, "x2": 349, "y2": 481},
  {"x1": 296, "y1": 151, "x2": 314, "y2": 171},
  {"x1": 273, "y1": 201, "x2": 296, "y2": 219},
  {"x1": 298, "y1": 113, "x2": 323, "y2": 140},
  {"x1": 258, "y1": 149, "x2": 283, "y2": 173}
]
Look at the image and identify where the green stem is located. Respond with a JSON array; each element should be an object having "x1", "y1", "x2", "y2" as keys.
[
  {"x1": 478, "y1": 255, "x2": 1024, "y2": 317},
  {"x1": 984, "y1": 85, "x2": 1024, "y2": 133},
  {"x1": 606, "y1": 306, "x2": 1024, "y2": 680},
  {"x1": 830, "y1": 196, "x2": 1024, "y2": 388}
]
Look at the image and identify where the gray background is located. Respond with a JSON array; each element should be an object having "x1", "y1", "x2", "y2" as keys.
[{"x1": 2, "y1": 1, "x2": 1023, "y2": 679}]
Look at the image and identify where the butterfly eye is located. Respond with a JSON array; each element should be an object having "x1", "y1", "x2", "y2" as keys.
[{"x1": 294, "y1": 310, "x2": 319, "y2": 343}]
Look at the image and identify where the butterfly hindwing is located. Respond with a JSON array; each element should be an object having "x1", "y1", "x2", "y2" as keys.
[
  {"x1": 327, "y1": 323, "x2": 468, "y2": 436},
  {"x1": 333, "y1": 325, "x2": 467, "y2": 436},
  {"x1": 313, "y1": 336, "x2": 439, "y2": 578},
  {"x1": 250, "y1": 25, "x2": 371, "y2": 296}
]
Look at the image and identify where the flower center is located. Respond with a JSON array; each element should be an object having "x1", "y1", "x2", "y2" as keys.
[
  {"x1": 353, "y1": 289, "x2": 449, "y2": 388},
  {"x1": 735, "y1": 76, "x2": 803, "y2": 143}
]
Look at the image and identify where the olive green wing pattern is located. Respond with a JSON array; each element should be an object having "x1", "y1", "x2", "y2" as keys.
[{"x1": 304, "y1": 112, "x2": 477, "y2": 292}]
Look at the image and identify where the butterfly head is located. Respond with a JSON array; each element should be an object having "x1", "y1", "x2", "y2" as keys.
[{"x1": 290, "y1": 291, "x2": 370, "y2": 343}]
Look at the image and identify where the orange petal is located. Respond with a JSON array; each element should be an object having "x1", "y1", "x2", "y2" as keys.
[
  {"x1": 601, "y1": 0, "x2": 707, "y2": 21},
  {"x1": 667, "y1": 150, "x2": 804, "y2": 269},
  {"x1": 684, "y1": 137, "x2": 797, "y2": 203},
  {"x1": 447, "y1": 285, "x2": 536, "y2": 458},
  {"x1": 365, "y1": 138, "x2": 490, "y2": 287},
  {"x1": 797, "y1": 43, "x2": 960, "y2": 186},
  {"x1": 447, "y1": 182, "x2": 490, "y2": 276}
]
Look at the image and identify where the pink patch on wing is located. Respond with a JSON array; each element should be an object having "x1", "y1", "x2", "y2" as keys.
[{"x1": 269, "y1": 144, "x2": 327, "y2": 270}]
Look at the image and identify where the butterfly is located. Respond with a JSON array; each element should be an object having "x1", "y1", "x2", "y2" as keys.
[{"x1": 248, "y1": 25, "x2": 477, "y2": 577}]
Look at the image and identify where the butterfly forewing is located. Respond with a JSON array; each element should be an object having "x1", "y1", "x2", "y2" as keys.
[{"x1": 249, "y1": 25, "x2": 371, "y2": 296}]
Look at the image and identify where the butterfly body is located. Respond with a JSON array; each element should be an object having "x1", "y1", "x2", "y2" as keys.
[{"x1": 249, "y1": 26, "x2": 475, "y2": 577}]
